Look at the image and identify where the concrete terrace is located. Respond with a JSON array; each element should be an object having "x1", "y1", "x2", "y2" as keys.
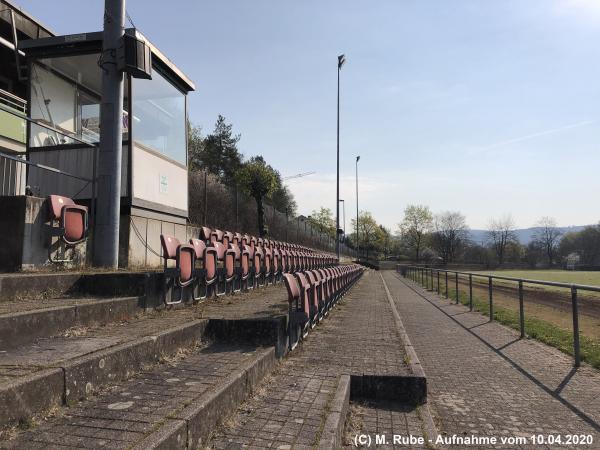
[{"x1": 3, "y1": 268, "x2": 600, "y2": 449}]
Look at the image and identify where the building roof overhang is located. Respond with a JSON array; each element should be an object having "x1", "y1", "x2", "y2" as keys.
[{"x1": 19, "y1": 28, "x2": 195, "y2": 93}]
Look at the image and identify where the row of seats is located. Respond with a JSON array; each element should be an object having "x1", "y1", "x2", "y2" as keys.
[
  {"x1": 283, "y1": 264, "x2": 364, "y2": 350},
  {"x1": 160, "y1": 226, "x2": 339, "y2": 305}
]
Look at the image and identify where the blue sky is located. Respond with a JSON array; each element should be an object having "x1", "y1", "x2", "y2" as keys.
[{"x1": 16, "y1": 0, "x2": 600, "y2": 230}]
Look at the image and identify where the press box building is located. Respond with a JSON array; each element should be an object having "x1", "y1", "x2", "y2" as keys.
[{"x1": 0, "y1": 1, "x2": 196, "y2": 269}]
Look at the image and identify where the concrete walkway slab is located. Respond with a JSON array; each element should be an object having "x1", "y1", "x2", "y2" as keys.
[{"x1": 383, "y1": 271, "x2": 600, "y2": 449}]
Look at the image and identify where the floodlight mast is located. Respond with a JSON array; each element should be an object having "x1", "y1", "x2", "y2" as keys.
[
  {"x1": 94, "y1": 0, "x2": 126, "y2": 268},
  {"x1": 336, "y1": 54, "x2": 346, "y2": 260}
]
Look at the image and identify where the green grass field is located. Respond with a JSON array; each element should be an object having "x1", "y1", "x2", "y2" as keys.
[{"x1": 471, "y1": 270, "x2": 600, "y2": 289}]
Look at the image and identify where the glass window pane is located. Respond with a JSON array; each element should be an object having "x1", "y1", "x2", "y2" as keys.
[
  {"x1": 132, "y1": 69, "x2": 186, "y2": 165},
  {"x1": 29, "y1": 55, "x2": 129, "y2": 147}
]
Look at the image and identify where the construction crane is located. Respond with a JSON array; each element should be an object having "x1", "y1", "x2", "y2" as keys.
[{"x1": 282, "y1": 171, "x2": 316, "y2": 181}]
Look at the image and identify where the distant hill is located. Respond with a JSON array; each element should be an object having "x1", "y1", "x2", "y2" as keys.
[{"x1": 468, "y1": 226, "x2": 589, "y2": 245}]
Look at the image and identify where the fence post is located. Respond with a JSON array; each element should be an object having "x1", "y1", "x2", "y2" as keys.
[
  {"x1": 445, "y1": 271, "x2": 448, "y2": 298},
  {"x1": 571, "y1": 286, "x2": 581, "y2": 367},
  {"x1": 455, "y1": 272, "x2": 459, "y2": 304},
  {"x1": 488, "y1": 277, "x2": 493, "y2": 321},
  {"x1": 519, "y1": 280, "x2": 525, "y2": 338},
  {"x1": 469, "y1": 274, "x2": 473, "y2": 311},
  {"x1": 437, "y1": 271, "x2": 440, "y2": 294}
]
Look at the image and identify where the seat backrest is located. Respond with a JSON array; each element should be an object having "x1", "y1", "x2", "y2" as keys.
[
  {"x1": 305, "y1": 270, "x2": 317, "y2": 287},
  {"x1": 225, "y1": 249, "x2": 235, "y2": 277},
  {"x1": 213, "y1": 241, "x2": 227, "y2": 260},
  {"x1": 47, "y1": 195, "x2": 75, "y2": 221},
  {"x1": 211, "y1": 229, "x2": 224, "y2": 244},
  {"x1": 200, "y1": 227, "x2": 212, "y2": 243},
  {"x1": 283, "y1": 273, "x2": 300, "y2": 303},
  {"x1": 223, "y1": 231, "x2": 233, "y2": 246},
  {"x1": 294, "y1": 272, "x2": 311, "y2": 312},
  {"x1": 205, "y1": 247, "x2": 217, "y2": 280},
  {"x1": 63, "y1": 206, "x2": 87, "y2": 243},
  {"x1": 160, "y1": 234, "x2": 180, "y2": 260},
  {"x1": 189, "y1": 238, "x2": 206, "y2": 260},
  {"x1": 179, "y1": 245, "x2": 194, "y2": 283},
  {"x1": 241, "y1": 247, "x2": 250, "y2": 276}
]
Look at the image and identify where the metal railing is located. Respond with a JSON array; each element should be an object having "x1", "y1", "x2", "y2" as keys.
[
  {"x1": 0, "y1": 88, "x2": 26, "y2": 144},
  {"x1": 397, "y1": 265, "x2": 600, "y2": 367}
]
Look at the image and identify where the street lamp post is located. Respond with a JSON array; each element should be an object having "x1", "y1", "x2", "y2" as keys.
[
  {"x1": 339, "y1": 199, "x2": 345, "y2": 252},
  {"x1": 355, "y1": 155, "x2": 360, "y2": 260},
  {"x1": 336, "y1": 54, "x2": 346, "y2": 261}
]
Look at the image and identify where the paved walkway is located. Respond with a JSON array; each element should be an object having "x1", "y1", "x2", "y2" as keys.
[
  {"x1": 209, "y1": 271, "x2": 416, "y2": 449},
  {"x1": 383, "y1": 271, "x2": 600, "y2": 449}
]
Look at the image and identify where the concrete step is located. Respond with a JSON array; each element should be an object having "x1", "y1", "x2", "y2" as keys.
[
  {"x1": 0, "y1": 284, "x2": 290, "y2": 430},
  {"x1": 2, "y1": 343, "x2": 276, "y2": 449},
  {"x1": 0, "y1": 271, "x2": 153, "y2": 303},
  {"x1": 0, "y1": 296, "x2": 144, "y2": 350}
]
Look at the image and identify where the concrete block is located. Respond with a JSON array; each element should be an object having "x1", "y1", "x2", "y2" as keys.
[
  {"x1": 128, "y1": 215, "x2": 148, "y2": 268},
  {"x1": 130, "y1": 419, "x2": 187, "y2": 450},
  {"x1": 0, "y1": 368, "x2": 64, "y2": 427},
  {"x1": 146, "y1": 218, "x2": 162, "y2": 268}
]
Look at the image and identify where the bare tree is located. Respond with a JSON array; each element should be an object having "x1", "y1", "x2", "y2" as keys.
[
  {"x1": 533, "y1": 217, "x2": 563, "y2": 266},
  {"x1": 486, "y1": 215, "x2": 517, "y2": 266},
  {"x1": 398, "y1": 205, "x2": 433, "y2": 262},
  {"x1": 430, "y1": 211, "x2": 469, "y2": 264}
]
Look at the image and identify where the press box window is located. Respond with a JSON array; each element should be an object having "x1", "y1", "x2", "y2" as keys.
[{"x1": 132, "y1": 68, "x2": 186, "y2": 165}]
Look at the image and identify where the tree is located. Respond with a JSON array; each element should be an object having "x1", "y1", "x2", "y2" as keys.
[
  {"x1": 398, "y1": 205, "x2": 433, "y2": 261},
  {"x1": 187, "y1": 122, "x2": 205, "y2": 171},
  {"x1": 195, "y1": 115, "x2": 243, "y2": 184},
  {"x1": 380, "y1": 225, "x2": 392, "y2": 259},
  {"x1": 269, "y1": 173, "x2": 297, "y2": 217},
  {"x1": 532, "y1": 217, "x2": 563, "y2": 266},
  {"x1": 486, "y1": 215, "x2": 517, "y2": 266},
  {"x1": 525, "y1": 241, "x2": 544, "y2": 269},
  {"x1": 235, "y1": 156, "x2": 278, "y2": 237},
  {"x1": 559, "y1": 224, "x2": 600, "y2": 266},
  {"x1": 430, "y1": 211, "x2": 469, "y2": 264},
  {"x1": 308, "y1": 207, "x2": 336, "y2": 237},
  {"x1": 351, "y1": 211, "x2": 385, "y2": 259}
]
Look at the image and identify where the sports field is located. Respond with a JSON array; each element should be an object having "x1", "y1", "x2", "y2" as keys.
[{"x1": 472, "y1": 270, "x2": 600, "y2": 289}]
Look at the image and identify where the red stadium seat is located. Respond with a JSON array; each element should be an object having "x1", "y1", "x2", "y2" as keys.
[
  {"x1": 46, "y1": 195, "x2": 88, "y2": 263},
  {"x1": 160, "y1": 234, "x2": 195, "y2": 305}
]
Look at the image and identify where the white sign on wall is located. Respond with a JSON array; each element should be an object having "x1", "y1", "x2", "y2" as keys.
[{"x1": 159, "y1": 174, "x2": 168, "y2": 194}]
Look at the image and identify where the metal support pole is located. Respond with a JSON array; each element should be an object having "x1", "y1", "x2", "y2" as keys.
[
  {"x1": 519, "y1": 281, "x2": 525, "y2": 338},
  {"x1": 355, "y1": 156, "x2": 359, "y2": 260},
  {"x1": 572, "y1": 287, "x2": 581, "y2": 367},
  {"x1": 93, "y1": 0, "x2": 126, "y2": 268},
  {"x1": 469, "y1": 274, "x2": 473, "y2": 311},
  {"x1": 445, "y1": 271, "x2": 448, "y2": 298},
  {"x1": 204, "y1": 169, "x2": 208, "y2": 224},
  {"x1": 335, "y1": 56, "x2": 342, "y2": 260},
  {"x1": 488, "y1": 276, "x2": 493, "y2": 321},
  {"x1": 455, "y1": 272, "x2": 459, "y2": 304}
]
